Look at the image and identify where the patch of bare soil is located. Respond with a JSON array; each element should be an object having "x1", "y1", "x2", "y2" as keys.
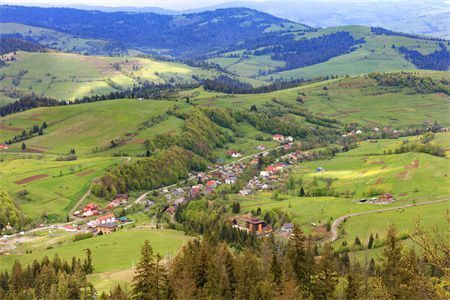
[
  {"x1": 312, "y1": 225, "x2": 331, "y2": 241},
  {"x1": 15, "y1": 174, "x2": 49, "y2": 185},
  {"x1": 76, "y1": 169, "x2": 95, "y2": 177},
  {"x1": 0, "y1": 125, "x2": 21, "y2": 132}
]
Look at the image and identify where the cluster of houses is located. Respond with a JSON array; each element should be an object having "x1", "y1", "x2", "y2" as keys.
[
  {"x1": 358, "y1": 193, "x2": 395, "y2": 204},
  {"x1": 238, "y1": 150, "x2": 308, "y2": 196},
  {"x1": 73, "y1": 194, "x2": 129, "y2": 218},
  {"x1": 162, "y1": 163, "x2": 248, "y2": 214},
  {"x1": 272, "y1": 134, "x2": 294, "y2": 143}
]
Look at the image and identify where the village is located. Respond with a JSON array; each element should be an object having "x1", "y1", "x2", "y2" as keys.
[
  {"x1": 56, "y1": 133, "x2": 303, "y2": 237},
  {"x1": 2, "y1": 132, "x2": 398, "y2": 243}
]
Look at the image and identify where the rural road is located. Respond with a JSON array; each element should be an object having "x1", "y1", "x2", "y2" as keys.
[
  {"x1": 129, "y1": 145, "x2": 285, "y2": 207},
  {"x1": 329, "y1": 198, "x2": 450, "y2": 242}
]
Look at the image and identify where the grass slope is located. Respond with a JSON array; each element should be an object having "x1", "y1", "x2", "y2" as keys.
[
  {"x1": 190, "y1": 72, "x2": 450, "y2": 128},
  {"x1": 211, "y1": 25, "x2": 448, "y2": 80},
  {"x1": 0, "y1": 51, "x2": 221, "y2": 102},
  {"x1": 235, "y1": 134, "x2": 450, "y2": 236},
  {"x1": 0, "y1": 228, "x2": 189, "y2": 293},
  {"x1": 0, "y1": 155, "x2": 122, "y2": 221},
  {"x1": 0, "y1": 99, "x2": 182, "y2": 155}
]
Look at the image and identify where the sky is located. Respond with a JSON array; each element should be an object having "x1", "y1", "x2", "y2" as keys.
[
  {"x1": 1, "y1": 0, "x2": 265, "y2": 10},
  {"x1": 0, "y1": 0, "x2": 423, "y2": 10}
]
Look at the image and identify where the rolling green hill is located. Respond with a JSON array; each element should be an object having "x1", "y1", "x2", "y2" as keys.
[
  {"x1": 210, "y1": 25, "x2": 449, "y2": 80},
  {"x1": 0, "y1": 51, "x2": 226, "y2": 104},
  {"x1": 189, "y1": 71, "x2": 450, "y2": 128},
  {"x1": 0, "y1": 22, "x2": 121, "y2": 55}
]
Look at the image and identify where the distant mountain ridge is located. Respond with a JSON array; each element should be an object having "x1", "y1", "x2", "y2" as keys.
[{"x1": 0, "y1": 5, "x2": 310, "y2": 58}]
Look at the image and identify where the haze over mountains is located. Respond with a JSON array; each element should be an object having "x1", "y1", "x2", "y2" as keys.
[{"x1": 12, "y1": 0, "x2": 449, "y2": 39}]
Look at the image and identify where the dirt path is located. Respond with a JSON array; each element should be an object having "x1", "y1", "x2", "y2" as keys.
[{"x1": 329, "y1": 198, "x2": 450, "y2": 242}]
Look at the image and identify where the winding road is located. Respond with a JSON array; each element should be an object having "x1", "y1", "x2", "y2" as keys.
[{"x1": 329, "y1": 198, "x2": 450, "y2": 242}]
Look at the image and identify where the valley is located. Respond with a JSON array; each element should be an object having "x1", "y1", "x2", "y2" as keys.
[{"x1": 0, "y1": 4, "x2": 449, "y2": 299}]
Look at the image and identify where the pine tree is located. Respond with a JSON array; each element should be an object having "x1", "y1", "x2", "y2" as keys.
[
  {"x1": 21, "y1": 142, "x2": 26, "y2": 151},
  {"x1": 132, "y1": 240, "x2": 155, "y2": 299},
  {"x1": 287, "y1": 226, "x2": 314, "y2": 296},
  {"x1": 380, "y1": 225, "x2": 403, "y2": 298},
  {"x1": 299, "y1": 186, "x2": 306, "y2": 197},
  {"x1": 344, "y1": 262, "x2": 363, "y2": 300},
  {"x1": 83, "y1": 248, "x2": 94, "y2": 274},
  {"x1": 368, "y1": 233, "x2": 374, "y2": 249}
]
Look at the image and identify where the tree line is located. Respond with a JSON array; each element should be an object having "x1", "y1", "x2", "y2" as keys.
[{"x1": 116, "y1": 221, "x2": 447, "y2": 299}]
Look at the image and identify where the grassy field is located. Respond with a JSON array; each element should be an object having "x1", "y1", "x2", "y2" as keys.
[
  {"x1": 209, "y1": 25, "x2": 448, "y2": 80},
  {"x1": 0, "y1": 155, "x2": 122, "y2": 221},
  {"x1": 191, "y1": 72, "x2": 450, "y2": 128},
  {"x1": 0, "y1": 51, "x2": 221, "y2": 102},
  {"x1": 0, "y1": 99, "x2": 183, "y2": 155},
  {"x1": 0, "y1": 23, "x2": 111, "y2": 54},
  {"x1": 339, "y1": 201, "x2": 448, "y2": 246},
  {"x1": 0, "y1": 227, "x2": 190, "y2": 293},
  {"x1": 235, "y1": 134, "x2": 449, "y2": 238}
]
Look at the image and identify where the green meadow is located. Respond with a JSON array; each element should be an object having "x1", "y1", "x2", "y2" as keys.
[
  {"x1": 235, "y1": 134, "x2": 450, "y2": 238},
  {"x1": 0, "y1": 155, "x2": 122, "y2": 221},
  {"x1": 191, "y1": 73, "x2": 450, "y2": 128},
  {"x1": 339, "y1": 201, "x2": 448, "y2": 246},
  {"x1": 0, "y1": 228, "x2": 190, "y2": 293},
  {"x1": 0, "y1": 99, "x2": 183, "y2": 155},
  {"x1": 0, "y1": 51, "x2": 221, "y2": 102}
]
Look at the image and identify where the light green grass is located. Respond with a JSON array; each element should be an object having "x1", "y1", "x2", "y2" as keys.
[
  {"x1": 0, "y1": 155, "x2": 122, "y2": 221},
  {"x1": 0, "y1": 99, "x2": 181, "y2": 155},
  {"x1": 0, "y1": 51, "x2": 221, "y2": 101},
  {"x1": 0, "y1": 228, "x2": 190, "y2": 292},
  {"x1": 339, "y1": 201, "x2": 449, "y2": 245},
  {"x1": 191, "y1": 73, "x2": 450, "y2": 128}
]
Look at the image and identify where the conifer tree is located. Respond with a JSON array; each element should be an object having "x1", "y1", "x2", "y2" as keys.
[{"x1": 132, "y1": 240, "x2": 156, "y2": 300}]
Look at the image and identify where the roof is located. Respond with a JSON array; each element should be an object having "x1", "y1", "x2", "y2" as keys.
[
  {"x1": 282, "y1": 223, "x2": 294, "y2": 229},
  {"x1": 116, "y1": 193, "x2": 128, "y2": 199},
  {"x1": 97, "y1": 222, "x2": 119, "y2": 228},
  {"x1": 245, "y1": 218, "x2": 265, "y2": 225},
  {"x1": 97, "y1": 213, "x2": 115, "y2": 222}
]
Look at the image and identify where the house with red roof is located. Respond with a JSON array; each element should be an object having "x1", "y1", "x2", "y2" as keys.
[
  {"x1": 272, "y1": 134, "x2": 285, "y2": 142},
  {"x1": 0, "y1": 144, "x2": 8, "y2": 151}
]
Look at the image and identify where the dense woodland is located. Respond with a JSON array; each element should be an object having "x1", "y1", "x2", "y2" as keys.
[
  {"x1": 0, "y1": 37, "x2": 45, "y2": 55},
  {"x1": 398, "y1": 43, "x2": 450, "y2": 71},
  {"x1": 0, "y1": 189, "x2": 22, "y2": 230},
  {"x1": 253, "y1": 32, "x2": 364, "y2": 71},
  {"x1": 91, "y1": 147, "x2": 207, "y2": 199},
  {"x1": 0, "y1": 6, "x2": 310, "y2": 58},
  {"x1": 0, "y1": 251, "x2": 95, "y2": 299}
]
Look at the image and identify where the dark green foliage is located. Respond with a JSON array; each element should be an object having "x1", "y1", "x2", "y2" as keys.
[
  {"x1": 0, "y1": 37, "x2": 45, "y2": 55},
  {"x1": 399, "y1": 43, "x2": 449, "y2": 71},
  {"x1": 369, "y1": 72, "x2": 450, "y2": 94},
  {"x1": 368, "y1": 233, "x2": 374, "y2": 249},
  {"x1": 91, "y1": 147, "x2": 207, "y2": 198},
  {"x1": 73, "y1": 232, "x2": 93, "y2": 242},
  {"x1": 132, "y1": 240, "x2": 169, "y2": 300},
  {"x1": 0, "y1": 190, "x2": 22, "y2": 229},
  {"x1": 0, "y1": 253, "x2": 94, "y2": 299}
]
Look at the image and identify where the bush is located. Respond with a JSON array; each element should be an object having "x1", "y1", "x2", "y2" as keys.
[{"x1": 73, "y1": 232, "x2": 93, "y2": 242}]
